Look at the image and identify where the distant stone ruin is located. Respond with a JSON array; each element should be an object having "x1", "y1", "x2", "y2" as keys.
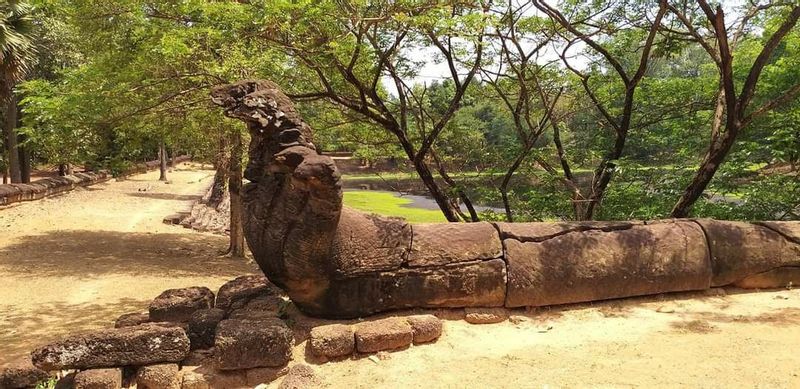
[{"x1": 210, "y1": 79, "x2": 800, "y2": 319}]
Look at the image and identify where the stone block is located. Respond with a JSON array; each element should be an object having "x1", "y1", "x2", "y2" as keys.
[
  {"x1": 697, "y1": 220, "x2": 800, "y2": 286},
  {"x1": 0, "y1": 359, "x2": 49, "y2": 389},
  {"x1": 31, "y1": 324, "x2": 190, "y2": 370},
  {"x1": 136, "y1": 363, "x2": 181, "y2": 389},
  {"x1": 215, "y1": 275, "x2": 281, "y2": 313},
  {"x1": 354, "y1": 317, "x2": 413, "y2": 353},
  {"x1": 308, "y1": 324, "x2": 354, "y2": 358},
  {"x1": 406, "y1": 315, "x2": 442, "y2": 343},
  {"x1": 408, "y1": 222, "x2": 502, "y2": 267},
  {"x1": 150, "y1": 287, "x2": 215, "y2": 323},
  {"x1": 187, "y1": 308, "x2": 225, "y2": 350},
  {"x1": 73, "y1": 368, "x2": 121, "y2": 389},
  {"x1": 114, "y1": 312, "x2": 150, "y2": 328},
  {"x1": 214, "y1": 319, "x2": 293, "y2": 370},
  {"x1": 504, "y1": 221, "x2": 711, "y2": 307}
]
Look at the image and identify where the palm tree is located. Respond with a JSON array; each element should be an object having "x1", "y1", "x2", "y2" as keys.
[{"x1": 1, "y1": 0, "x2": 36, "y2": 183}]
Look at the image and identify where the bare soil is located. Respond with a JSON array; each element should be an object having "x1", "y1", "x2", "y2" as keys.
[
  {"x1": 0, "y1": 164, "x2": 258, "y2": 366},
  {"x1": 2, "y1": 164, "x2": 799, "y2": 387}
]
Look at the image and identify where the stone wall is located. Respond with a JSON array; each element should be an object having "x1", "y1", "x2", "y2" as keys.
[{"x1": 0, "y1": 156, "x2": 191, "y2": 207}]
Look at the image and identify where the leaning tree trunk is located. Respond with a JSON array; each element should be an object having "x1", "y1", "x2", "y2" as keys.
[
  {"x1": 158, "y1": 142, "x2": 168, "y2": 181},
  {"x1": 227, "y1": 129, "x2": 246, "y2": 258},
  {"x1": 671, "y1": 130, "x2": 738, "y2": 218},
  {"x1": 4, "y1": 96, "x2": 21, "y2": 183}
]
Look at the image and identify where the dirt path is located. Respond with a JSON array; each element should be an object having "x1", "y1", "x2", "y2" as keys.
[
  {"x1": 1, "y1": 165, "x2": 799, "y2": 387},
  {"x1": 292, "y1": 288, "x2": 800, "y2": 388},
  {"x1": 0, "y1": 163, "x2": 258, "y2": 366}
]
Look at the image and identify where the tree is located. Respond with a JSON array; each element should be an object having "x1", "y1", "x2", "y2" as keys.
[
  {"x1": 482, "y1": 2, "x2": 570, "y2": 221},
  {"x1": 1, "y1": 0, "x2": 36, "y2": 183},
  {"x1": 668, "y1": 1, "x2": 800, "y2": 217},
  {"x1": 530, "y1": 0, "x2": 668, "y2": 219},
  {"x1": 262, "y1": 0, "x2": 489, "y2": 222}
]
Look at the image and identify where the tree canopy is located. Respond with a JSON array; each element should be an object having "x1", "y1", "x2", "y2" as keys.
[{"x1": 4, "y1": 0, "x2": 798, "y2": 221}]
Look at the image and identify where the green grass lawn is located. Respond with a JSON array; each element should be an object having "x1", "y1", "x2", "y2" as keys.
[
  {"x1": 343, "y1": 190, "x2": 446, "y2": 223},
  {"x1": 342, "y1": 171, "x2": 502, "y2": 182}
]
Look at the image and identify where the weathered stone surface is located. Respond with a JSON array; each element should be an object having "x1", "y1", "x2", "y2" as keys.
[
  {"x1": 406, "y1": 315, "x2": 442, "y2": 343},
  {"x1": 215, "y1": 275, "x2": 281, "y2": 313},
  {"x1": 73, "y1": 368, "x2": 121, "y2": 389},
  {"x1": 137, "y1": 364, "x2": 181, "y2": 389},
  {"x1": 0, "y1": 172, "x2": 110, "y2": 207},
  {"x1": 150, "y1": 287, "x2": 215, "y2": 323},
  {"x1": 332, "y1": 208, "x2": 411, "y2": 275},
  {"x1": 277, "y1": 364, "x2": 323, "y2": 389},
  {"x1": 309, "y1": 259, "x2": 507, "y2": 318},
  {"x1": 354, "y1": 317, "x2": 413, "y2": 353},
  {"x1": 408, "y1": 222, "x2": 502, "y2": 267},
  {"x1": 214, "y1": 319, "x2": 293, "y2": 370},
  {"x1": 504, "y1": 221, "x2": 712, "y2": 307},
  {"x1": 0, "y1": 360, "x2": 49, "y2": 389},
  {"x1": 733, "y1": 267, "x2": 800, "y2": 289},
  {"x1": 182, "y1": 349, "x2": 214, "y2": 367},
  {"x1": 495, "y1": 221, "x2": 641, "y2": 242},
  {"x1": 205, "y1": 370, "x2": 246, "y2": 389},
  {"x1": 756, "y1": 221, "x2": 800, "y2": 242},
  {"x1": 212, "y1": 80, "x2": 800, "y2": 321},
  {"x1": 308, "y1": 324, "x2": 354, "y2": 358},
  {"x1": 114, "y1": 312, "x2": 150, "y2": 328},
  {"x1": 31, "y1": 324, "x2": 190, "y2": 370},
  {"x1": 180, "y1": 371, "x2": 209, "y2": 389},
  {"x1": 187, "y1": 308, "x2": 225, "y2": 350},
  {"x1": 246, "y1": 366, "x2": 290, "y2": 386},
  {"x1": 227, "y1": 295, "x2": 283, "y2": 321},
  {"x1": 465, "y1": 307, "x2": 509, "y2": 324},
  {"x1": 697, "y1": 220, "x2": 800, "y2": 286}
]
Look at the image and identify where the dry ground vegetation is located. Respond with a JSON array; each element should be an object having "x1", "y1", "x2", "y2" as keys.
[{"x1": 1, "y1": 163, "x2": 799, "y2": 388}]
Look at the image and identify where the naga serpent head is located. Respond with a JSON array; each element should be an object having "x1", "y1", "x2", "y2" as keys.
[{"x1": 211, "y1": 80, "x2": 317, "y2": 183}]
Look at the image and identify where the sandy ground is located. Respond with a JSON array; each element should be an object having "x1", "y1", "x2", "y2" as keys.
[
  {"x1": 1, "y1": 164, "x2": 799, "y2": 387},
  {"x1": 0, "y1": 163, "x2": 258, "y2": 367}
]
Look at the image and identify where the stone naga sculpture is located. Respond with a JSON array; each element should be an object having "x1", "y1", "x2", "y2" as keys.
[{"x1": 212, "y1": 80, "x2": 800, "y2": 319}]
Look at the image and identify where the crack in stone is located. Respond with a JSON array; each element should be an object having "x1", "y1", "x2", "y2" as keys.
[
  {"x1": 753, "y1": 222, "x2": 800, "y2": 246},
  {"x1": 689, "y1": 219, "x2": 715, "y2": 284},
  {"x1": 489, "y1": 222, "x2": 510, "y2": 306},
  {"x1": 498, "y1": 222, "x2": 638, "y2": 244}
]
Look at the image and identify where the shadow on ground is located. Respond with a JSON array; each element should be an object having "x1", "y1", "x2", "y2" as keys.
[
  {"x1": 0, "y1": 298, "x2": 148, "y2": 366},
  {"x1": 127, "y1": 192, "x2": 204, "y2": 201},
  {"x1": 0, "y1": 230, "x2": 255, "y2": 279}
]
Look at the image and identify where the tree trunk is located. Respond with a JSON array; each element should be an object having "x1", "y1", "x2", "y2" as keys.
[
  {"x1": 158, "y1": 142, "x2": 168, "y2": 181},
  {"x1": 208, "y1": 134, "x2": 229, "y2": 209},
  {"x1": 4, "y1": 96, "x2": 21, "y2": 183},
  {"x1": 430, "y1": 149, "x2": 478, "y2": 222},
  {"x1": 413, "y1": 158, "x2": 461, "y2": 222},
  {"x1": 18, "y1": 133, "x2": 30, "y2": 183},
  {"x1": 228, "y1": 129, "x2": 245, "y2": 258},
  {"x1": 499, "y1": 146, "x2": 533, "y2": 223},
  {"x1": 169, "y1": 145, "x2": 178, "y2": 167},
  {"x1": 671, "y1": 130, "x2": 738, "y2": 218}
]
